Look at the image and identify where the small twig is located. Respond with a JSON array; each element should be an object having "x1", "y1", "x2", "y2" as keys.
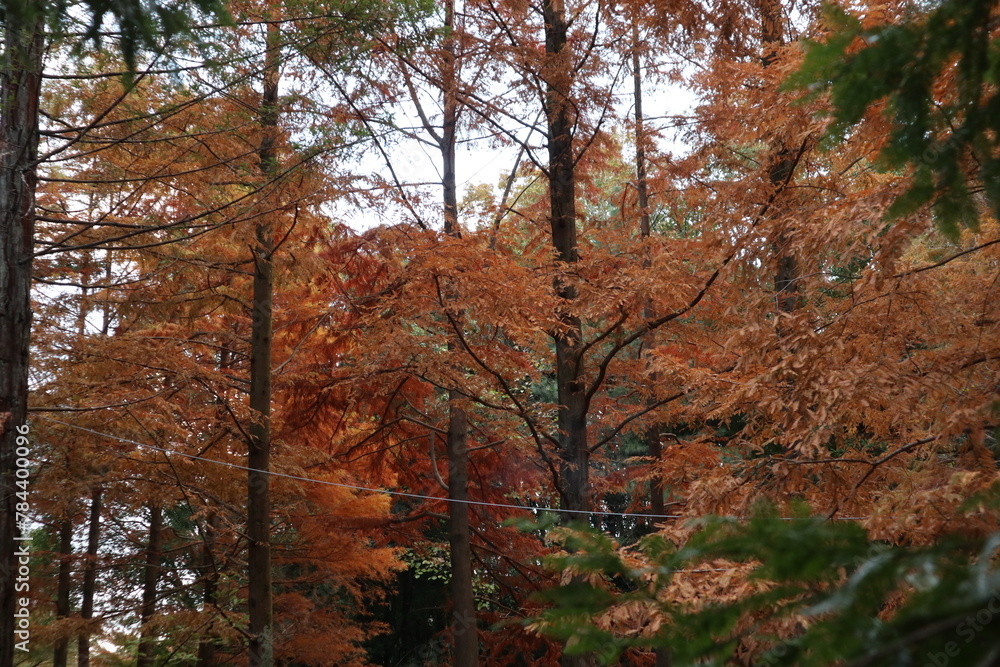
[
  {"x1": 827, "y1": 435, "x2": 939, "y2": 519},
  {"x1": 427, "y1": 432, "x2": 449, "y2": 492}
]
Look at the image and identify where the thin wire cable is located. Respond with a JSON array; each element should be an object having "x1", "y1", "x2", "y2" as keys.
[
  {"x1": 37, "y1": 416, "x2": 872, "y2": 522},
  {"x1": 32, "y1": 414, "x2": 767, "y2": 574},
  {"x1": 38, "y1": 416, "x2": 686, "y2": 519}
]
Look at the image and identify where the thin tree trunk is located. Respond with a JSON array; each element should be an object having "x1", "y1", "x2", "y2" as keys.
[
  {"x1": 136, "y1": 504, "x2": 162, "y2": 667},
  {"x1": 54, "y1": 250, "x2": 92, "y2": 667},
  {"x1": 633, "y1": 21, "x2": 670, "y2": 667},
  {"x1": 100, "y1": 254, "x2": 113, "y2": 336},
  {"x1": 53, "y1": 516, "x2": 73, "y2": 667},
  {"x1": 441, "y1": 0, "x2": 459, "y2": 238},
  {"x1": 248, "y1": 19, "x2": 280, "y2": 667},
  {"x1": 440, "y1": 2, "x2": 479, "y2": 665},
  {"x1": 631, "y1": 20, "x2": 664, "y2": 524},
  {"x1": 197, "y1": 513, "x2": 220, "y2": 667},
  {"x1": 55, "y1": 254, "x2": 88, "y2": 667},
  {"x1": 77, "y1": 487, "x2": 102, "y2": 667},
  {"x1": 760, "y1": 0, "x2": 799, "y2": 315},
  {"x1": 632, "y1": 25, "x2": 651, "y2": 243},
  {"x1": 0, "y1": 14, "x2": 43, "y2": 667},
  {"x1": 78, "y1": 247, "x2": 106, "y2": 667}
]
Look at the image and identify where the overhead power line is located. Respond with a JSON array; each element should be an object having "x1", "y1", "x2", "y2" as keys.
[
  {"x1": 37, "y1": 416, "x2": 870, "y2": 522},
  {"x1": 38, "y1": 416, "x2": 686, "y2": 519}
]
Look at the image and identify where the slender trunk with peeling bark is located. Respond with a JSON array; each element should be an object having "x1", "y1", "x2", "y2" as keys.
[
  {"x1": 248, "y1": 20, "x2": 280, "y2": 667},
  {"x1": 440, "y1": 2, "x2": 480, "y2": 665},
  {"x1": 78, "y1": 488, "x2": 102, "y2": 667},
  {"x1": 0, "y1": 15, "x2": 43, "y2": 667},
  {"x1": 136, "y1": 504, "x2": 162, "y2": 667}
]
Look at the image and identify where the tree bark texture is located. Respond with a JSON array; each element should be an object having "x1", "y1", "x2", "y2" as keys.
[
  {"x1": 542, "y1": 2, "x2": 593, "y2": 666},
  {"x1": 446, "y1": 397, "x2": 478, "y2": 667},
  {"x1": 0, "y1": 13, "x2": 43, "y2": 667},
  {"x1": 543, "y1": 0, "x2": 588, "y2": 523}
]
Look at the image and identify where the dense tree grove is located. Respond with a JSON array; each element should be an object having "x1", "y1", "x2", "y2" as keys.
[{"x1": 2, "y1": 0, "x2": 999, "y2": 665}]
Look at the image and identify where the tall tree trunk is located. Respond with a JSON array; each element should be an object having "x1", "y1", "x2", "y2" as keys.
[
  {"x1": 197, "y1": 513, "x2": 220, "y2": 667},
  {"x1": 248, "y1": 19, "x2": 280, "y2": 667},
  {"x1": 136, "y1": 504, "x2": 162, "y2": 667},
  {"x1": 0, "y1": 14, "x2": 43, "y2": 667},
  {"x1": 55, "y1": 249, "x2": 91, "y2": 667},
  {"x1": 53, "y1": 516, "x2": 73, "y2": 667},
  {"x1": 542, "y1": 2, "x2": 591, "y2": 665},
  {"x1": 78, "y1": 487, "x2": 102, "y2": 667},
  {"x1": 633, "y1": 21, "x2": 670, "y2": 667},
  {"x1": 631, "y1": 20, "x2": 665, "y2": 524},
  {"x1": 543, "y1": 0, "x2": 588, "y2": 523},
  {"x1": 440, "y1": 2, "x2": 479, "y2": 665}
]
